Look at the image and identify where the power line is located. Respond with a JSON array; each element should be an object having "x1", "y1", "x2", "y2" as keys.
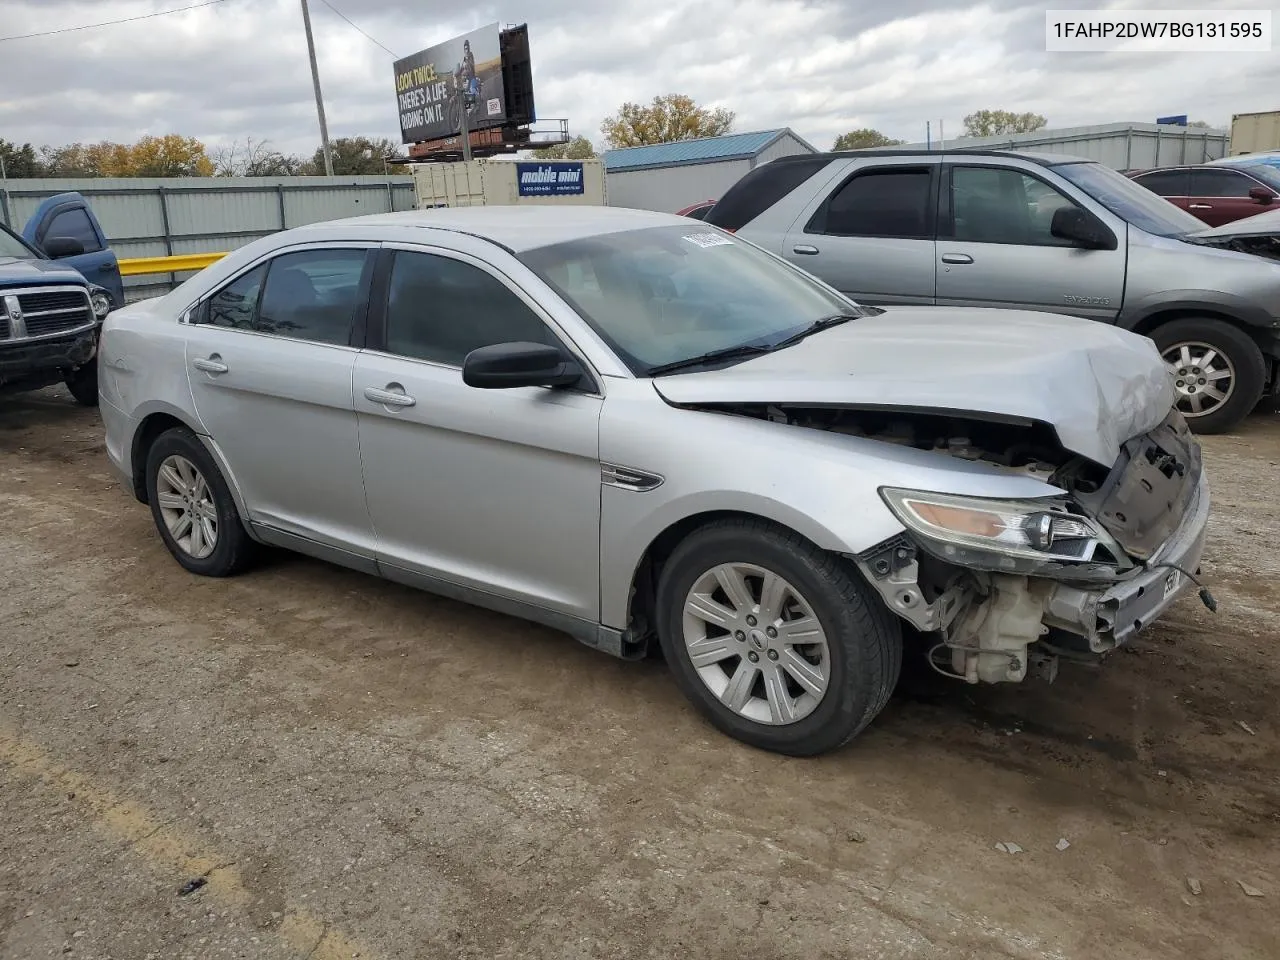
[
  {"x1": 0, "y1": 0, "x2": 234, "y2": 43},
  {"x1": 316, "y1": 0, "x2": 399, "y2": 57}
]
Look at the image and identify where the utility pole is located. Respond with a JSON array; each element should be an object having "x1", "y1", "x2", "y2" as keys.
[
  {"x1": 458, "y1": 83, "x2": 473, "y2": 161},
  {"x1": 299, "y1": 0, "x2": 334, "y2": 177}
]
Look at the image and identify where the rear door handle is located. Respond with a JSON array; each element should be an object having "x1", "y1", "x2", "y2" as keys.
[
  {"x1": 792, "y1": 244, "x2": 819, "y2": 255},
  {"x1": 941, "y1": 253, "x2": 974, "y2": 264},
  {"x1": 1189, "y1": 203, "x2": 1213, "y2": 210},
  {"x1": 192, "y1": 356, "x2": 228, "y2": 374},
  {"x1": 364, "y1": 385, "x2": 416, "y2": 408}
]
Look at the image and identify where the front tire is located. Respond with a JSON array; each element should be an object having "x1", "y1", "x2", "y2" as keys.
[
  {"x1": 64, "y1": 362, "x2": 99, "y2": 407},
  {"x1": 655, "y1": 518, "x2": 901, "y2": 757},
  {"x1": 1151, "y1": 318, "x2": 1265, "y2": 434},
  {"x1": 144, "y1": 427, "x2": 256, "y2": 577}
]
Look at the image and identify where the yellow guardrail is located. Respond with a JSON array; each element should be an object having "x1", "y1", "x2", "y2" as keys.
[{"x1": 117, "y1": 252, "x2": 228, "y2": 277}]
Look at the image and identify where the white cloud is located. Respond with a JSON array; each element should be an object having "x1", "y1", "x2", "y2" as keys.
[{"x1": 0, "y1": 0, "x2": 1275, "y2": 158}]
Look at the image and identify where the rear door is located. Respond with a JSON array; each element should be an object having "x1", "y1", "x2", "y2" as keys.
[
  {"x1": 933, "y1": 161, "x2": 1125, "y2": 322},
  {"x1": 1186, "y1": 167, "x2": 1272, "y2": 225},
  {"x1": 1130, "y1": 168, "x2": 1193, "y2": 215},
  {"x1": 22, "y1": 192, "x2": 124, "y2": 306},
  {"x1": 780, "y1": 158, "x2": 940, "y2": 305}
]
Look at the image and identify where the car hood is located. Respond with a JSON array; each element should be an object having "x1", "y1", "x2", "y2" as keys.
[
  {"x1": 649, "y1": 307, "x2": 1173, "y2": 467},
  {"x1": 1188, "y1": 206, "x2": 1280, "y2": 239},
  {"x1": 0, "y1": 256, "x2": 88, "y2": 285}
]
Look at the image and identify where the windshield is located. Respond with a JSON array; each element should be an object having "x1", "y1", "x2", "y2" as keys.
[
  {"x1": 1055, "y1": 161, "x2": 1208, "y2": 237},
  {"x1": 517, "y1": 224, "x2": 862, "y2": 375},
  {"x1": 1239, "y1": 164, "x2": 1280, "y2": 191},
  {"x1": 0, "y1": 224, "x2": 39, "y2": 261}
]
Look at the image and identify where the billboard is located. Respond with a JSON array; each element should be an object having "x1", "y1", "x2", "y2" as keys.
[{"x1": 394, "y1": 23, "x2": 507, "y2": 145}]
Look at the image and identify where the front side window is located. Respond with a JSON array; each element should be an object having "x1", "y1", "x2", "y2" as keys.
[
  {"x1": 200, "y1": 248, "x2": 368, "y2": 345},
  {"x1": 384, "y1": 251, "x2": 556, "y2": 366},
  {"x1": 949, "y1": 166, "x2": 1077, "y2": 246},
  {"x1": 45, "y1": 208, "x2": 102, "y2": 252},
  {"x1": 518, "y1": 224, "x2": 864, "y2": 374},
  {"x1": 1189, "y1": 168, "x2": 1256, "y2": 198},
  {"x1": 812, "y1": 167, "x2": 933, "y2": 239}
]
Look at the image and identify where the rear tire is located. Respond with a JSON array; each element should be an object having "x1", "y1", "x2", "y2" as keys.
[
  {"x1": 1151, "y1": 318, "x2": 1265, "y2": 434},
  {"x1": 144, "y1": 427, "x2": 256, "y2": 577},
  {"x1": 64, "y1": 362, "x2": 99, "y2": 407},
  {"x1": 655, "y1": 518, "x2": 901, "y2": 757}
]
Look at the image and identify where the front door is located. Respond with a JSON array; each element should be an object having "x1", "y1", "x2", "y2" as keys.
[
  {"x1": 184, "y1": 244, "x2": 378, "y2": 556},
  {"x1": 782, "y1": 160, "x2": 939, "y2": 306},
  {"x1": 353, "y1": 246, "x2": 603, "y2": 620},
  {"x1": 1186, "y1": 167, "x2": 1274, "y2": 226},
  {"x1": 24, "y1": 193, "x2": 124, "y2": 306},
  {"x1": 934, "y1": 163, "x2": 1126, "y2": 323}
]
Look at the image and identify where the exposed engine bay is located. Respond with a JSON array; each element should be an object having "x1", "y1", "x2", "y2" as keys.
[
  {"x1": 696, "y1": 402, "x2": 1208, "y2": 686},
  {"x1": 1189, "y1": 233, "x2": 1280, "y2": 263}
]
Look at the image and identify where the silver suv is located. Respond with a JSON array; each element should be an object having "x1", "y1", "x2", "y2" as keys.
[{"x1": 709, "y1": 150, "x2": 1280, "y2": 434}]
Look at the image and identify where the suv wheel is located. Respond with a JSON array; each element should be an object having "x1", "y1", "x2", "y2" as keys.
[
  {"x1": 144, "y1": 427, "x2": 256, "y2": 577},
  {"x1": 655, "y1": 518, "x2": 901, "y2": 756},
  {"x1": 1151, "y1": 318, "x2": 1265, "y2": 434},
  {"x1": 64, "y1": 362, "x2": 99, "y2": 407}
]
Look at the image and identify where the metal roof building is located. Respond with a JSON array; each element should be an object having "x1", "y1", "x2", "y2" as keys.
[{"x1": 603, "y1": 128, "x2": 816, "y2": 212}]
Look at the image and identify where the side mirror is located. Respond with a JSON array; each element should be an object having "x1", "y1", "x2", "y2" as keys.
[
  {"x1": 462, "y1": 341, "x2": 584, "y2": 389},
  {"x1": 42, "y1": 235, "x2": 85, "y2": 258},
  {"x1": 1050, "y1": 206, "x2": 1116, "y2": 250},
  {"x1": 1249, "y1": 185, "x2": 1275, "y2": 204}
]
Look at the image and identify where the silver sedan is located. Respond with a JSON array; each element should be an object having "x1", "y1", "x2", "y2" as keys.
[{"x1": 98, "y1": 206, "x2": 1210, "y2": 756}]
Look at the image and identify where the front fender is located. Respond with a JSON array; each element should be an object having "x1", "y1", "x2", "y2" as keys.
[{"x1": 1116, "y1": 288, "x2": 1278, "y2": 333}]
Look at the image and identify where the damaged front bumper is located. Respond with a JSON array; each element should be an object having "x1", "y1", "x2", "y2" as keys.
[{"x1": 855, "y1": 467, "x2": 1211, "y2": 685}]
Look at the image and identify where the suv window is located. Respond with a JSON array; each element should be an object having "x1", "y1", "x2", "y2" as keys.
[
  {"x1": 45, "y1": 208, "x2": 102, "y2": 252},
  {"x1": 1133, "y1": 169, "x2": 1190, "y2": 197},
  {"x1": 949, "y1": 166, "x2": 1076, "y2": 246},
  {"x1": 201, "y1": 248, "x2": 369, "y2": 345},
  {"x1": 704, "y1": 156, "x2": 834, "y2": 231},
  {"x1": 1189, "y1": 168, "x2": 1257, "y2": 197},
  {"x1": 811, "y1": 167, "x2": 933, "y2": 239},
  {"x1": 384, "y1": 251, "x2": 556, "y2": 366}
]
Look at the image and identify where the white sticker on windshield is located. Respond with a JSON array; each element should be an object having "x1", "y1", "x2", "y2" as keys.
[{"x1": 682, "y1": 232, "x2": 734, "y2": 248}]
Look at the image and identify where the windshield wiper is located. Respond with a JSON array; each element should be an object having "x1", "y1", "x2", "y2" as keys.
[
  {"x1": 769, "y1": 313, "x2": 857, "y2": 349},
  {"x1": 646, "y1": 342, "x2": 777, "y2": 377}
]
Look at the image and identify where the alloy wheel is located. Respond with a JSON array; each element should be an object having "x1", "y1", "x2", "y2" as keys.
[
  {"x1": 1163, "y1": 340, "x2": 1235, "y2": 419},
  {"x1": 155, "y1": 454, "x2": 218, "y2": 560},
  {"x1": 681, "y1": 562, "x2": 830, "y2": 725}
]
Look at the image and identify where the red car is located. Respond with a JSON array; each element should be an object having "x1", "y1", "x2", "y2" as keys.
[
  {"x1": 1126, "y1": 162, "x2": 1280, "y2": 226},
  {"x1": 676, "y1": 199, "x2": 717, "y2": 220}
]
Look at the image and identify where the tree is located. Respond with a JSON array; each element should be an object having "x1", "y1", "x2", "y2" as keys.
[
  {"x1": 212, "y1": 137, "x2": 303, "y2": 177},
  {"x1": 962, "y1": 110, "x2": 1048, "y2": 138},
  {"x1": 832, "y1": 128, "x2": 904, "y2": 151},
  {"x1": 301, "y1": 136, "x2": 404, "y2": 175},
  {"x1": 34, "y1": 136, "x2": 212, "y2": 177},
  {"x1": 0, "y1": 139, "x2": 42, "y2": 177},
  {"x1": 601, "y1": 94, "x2": 734, "y2": 149},
  {"x1": 534, "y1": 135, "x2": 596, "y2": 159}
]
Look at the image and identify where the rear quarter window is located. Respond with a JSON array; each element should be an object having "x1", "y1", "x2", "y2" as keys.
[{"x1": 704, "y1": 157, "x2": 834, "y2": 231}]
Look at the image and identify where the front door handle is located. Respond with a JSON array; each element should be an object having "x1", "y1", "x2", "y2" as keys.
[
  {"x1": 192, "y1": 355, "x2": 229, "y2": 374},
  {"x1": 364, "y1": 385, "x2": 416, "y2": 408},
  {"x1": 1189, "y1": 203, "x2": 1213, "y2": 210},
  {"x1": 792, "y1": 244, "x2": 819, "y2": 255},
  {"x1": 941, "y1": 253, "x2": 974, "y2": 264}
]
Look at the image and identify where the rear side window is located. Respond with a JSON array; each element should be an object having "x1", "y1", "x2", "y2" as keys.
[
  {"x1": 1132, "y1": 169, "x2": 1190, "y2": 197},
  {"x1": 704, "y1": 157, "x2": 834, "y2": 231},
  {"x1": 45, "y1": 208, "x2": 102, "y2": 252},
  {"x1": 808, "y1": 167, "x2": 934, "y2": 239}
]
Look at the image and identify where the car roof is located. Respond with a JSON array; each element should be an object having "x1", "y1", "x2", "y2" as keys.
[
  {"x1": 767, "y1": 148, "x2": 1094, "y2": 167},
  {"x1": 301, "y1": 205, "x2": 687, "y2": 253}
]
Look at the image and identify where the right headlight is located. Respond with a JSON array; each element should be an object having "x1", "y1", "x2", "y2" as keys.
[{"x1": 880, "y1": 487, "x2": 1132, "y2": 577}]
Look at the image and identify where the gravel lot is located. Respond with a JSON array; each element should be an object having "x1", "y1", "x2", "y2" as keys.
[{"x1": 1, "y1": 387, "x2": 1277, "y2": 960}]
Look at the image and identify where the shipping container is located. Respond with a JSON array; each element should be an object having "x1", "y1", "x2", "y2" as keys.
[
  {"x1": 1228, "y1": 110, "x2": 1280, "y2": 156},
  {"x1": 410, "y1": 158, "x2": 607, "y2": 209}
]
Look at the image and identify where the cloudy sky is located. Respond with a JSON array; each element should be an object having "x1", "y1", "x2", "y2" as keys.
[{"x1": 1, "y1": 0, "x2": 1277, "y2": 158}]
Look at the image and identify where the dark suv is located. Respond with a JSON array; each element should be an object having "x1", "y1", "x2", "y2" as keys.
[{"x1": 1, "y1": 222, "x2": 111, "y2": 405}]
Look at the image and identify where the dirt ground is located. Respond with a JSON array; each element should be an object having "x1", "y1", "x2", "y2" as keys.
[{"x1": 0, "y1": 387, "x2": 1276, "y2": 960}]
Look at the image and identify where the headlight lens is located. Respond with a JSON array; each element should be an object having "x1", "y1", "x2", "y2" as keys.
[
  {"x1": 90, "y1": 291, "x2": 111, "y2": 318},
  {"x1": 880, "y1": 487, "x2": 1130, "y2": 575}
]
